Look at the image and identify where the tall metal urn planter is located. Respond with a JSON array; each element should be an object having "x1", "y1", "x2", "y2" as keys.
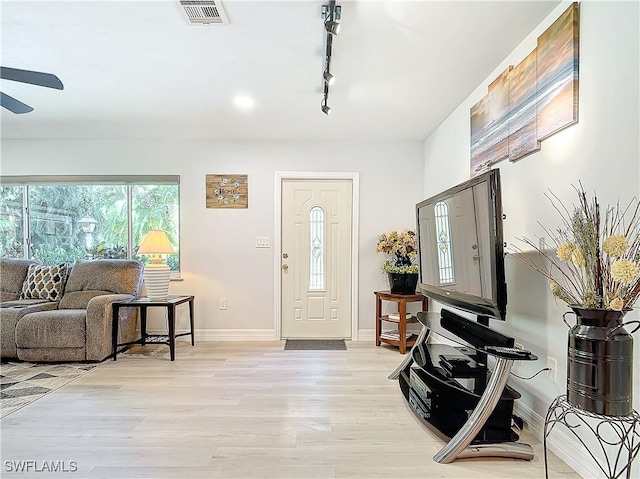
[{"x1": 564, "y1": 306, "x2": 639, "y2": 416}]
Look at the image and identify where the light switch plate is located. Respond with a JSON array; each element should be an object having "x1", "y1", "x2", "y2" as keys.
[{"x1": 256, "y1": 237, "x2": 270, "y2": 248}]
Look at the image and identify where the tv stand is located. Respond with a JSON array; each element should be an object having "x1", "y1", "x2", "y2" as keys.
[{"x1": 390, "y1": 310, "x2": 538, "y2": 464}]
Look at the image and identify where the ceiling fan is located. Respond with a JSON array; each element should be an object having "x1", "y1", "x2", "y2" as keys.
[{"x1": 0, "y1": 66, "x2": 64, "y2": 114}]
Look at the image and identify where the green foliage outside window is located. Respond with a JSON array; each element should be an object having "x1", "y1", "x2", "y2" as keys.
[{"x1": 0, "y1": 182, "x2": 179, "y2": 269}]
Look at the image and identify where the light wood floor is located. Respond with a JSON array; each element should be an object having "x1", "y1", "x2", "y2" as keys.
[{"x1": 1, "y1": 341, "x2": 579, "y2": 478}]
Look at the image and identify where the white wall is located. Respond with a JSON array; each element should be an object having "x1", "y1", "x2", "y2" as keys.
[
  {"x1": 1, "y1": 140, "x2": 424, "y2": 339},
  {"x1": 423, "y1": 2, "x2": 639, "y2": 477}
]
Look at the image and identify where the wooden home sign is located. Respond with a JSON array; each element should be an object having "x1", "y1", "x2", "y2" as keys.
[{"x1": 206, "y1": 174, "x2": 248, "y2": 209}]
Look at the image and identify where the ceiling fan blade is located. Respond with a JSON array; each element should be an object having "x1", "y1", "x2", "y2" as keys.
[
  {"x1": 0, "y1": 67, "x2": 64, "y2": 90},
  {"x1": 0, "y1": 92, "x2": 34, "y2": 114}
]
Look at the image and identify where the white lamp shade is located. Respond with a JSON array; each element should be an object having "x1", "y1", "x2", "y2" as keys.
[
  {"x1": 138, "y1": 230, "x2": 174, "y2": 300},
  {"x1": 138, "y1": 230, "x2": 175, "y2": 255}
]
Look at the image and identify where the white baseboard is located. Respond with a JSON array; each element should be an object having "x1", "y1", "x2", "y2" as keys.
[
  {"x1": 150, "y1": 329, "x2": 379, "y2": 342},
  {"x1": 146, "y1": 329, "x2": 278, "y2": 341},
  {"x1": 197, "y1": 329, "x2": 279, "y2": 341},
  {"x1": 514, "y1": 401, "x2": 594, "y2": 479},
  {"x1": 356, "y1": 329, "x2": 375, "y2": 341}
]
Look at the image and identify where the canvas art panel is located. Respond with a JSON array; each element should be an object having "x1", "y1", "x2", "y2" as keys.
[
  {"x1": 470, "y1": 67, "x2": 511, "y2": 176},
  {"x1": 508, "y1": 49, "x2": 540, "y2": 161},
  {"x1": 536, "y1": 2, "x2": 580, "y2": 140}
]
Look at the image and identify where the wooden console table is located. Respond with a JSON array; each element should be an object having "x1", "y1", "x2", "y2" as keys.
[{"x1": 375, "y1": 290, "x2": 428, "y2": 354}]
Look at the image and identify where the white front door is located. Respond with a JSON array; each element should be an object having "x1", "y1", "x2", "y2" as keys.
[{"x1": 281, "y1": 179, "x2": 352, "y2": 339}]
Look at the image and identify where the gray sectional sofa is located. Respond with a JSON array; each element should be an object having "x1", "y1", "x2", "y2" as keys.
[{"x1": 0, "y1": 257, "x2": 144, "y2": 362}]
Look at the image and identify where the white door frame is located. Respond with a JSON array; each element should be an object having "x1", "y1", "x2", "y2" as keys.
[{"x1": 274, "y1": 171, "x2": 360, "y2": 341}]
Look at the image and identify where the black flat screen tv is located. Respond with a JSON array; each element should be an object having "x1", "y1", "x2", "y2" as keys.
[{"x1": 415, "y1": 169, "x2": 506, "y2": 321}]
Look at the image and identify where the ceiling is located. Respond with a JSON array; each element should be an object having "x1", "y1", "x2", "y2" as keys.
[{"x1": 0, "y1": 0, "x2": 561, "y2": 142}]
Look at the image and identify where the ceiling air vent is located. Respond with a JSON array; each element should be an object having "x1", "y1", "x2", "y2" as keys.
[{"x1": 176, "y1": 0, "x2": 229, "y2": 25}]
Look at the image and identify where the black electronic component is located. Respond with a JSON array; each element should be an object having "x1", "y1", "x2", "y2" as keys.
[
  {"x1": 485, "y1": 346, "x2": 532, "y2": 358},
  {"x1": 440, "y1": 308, "x2": 515, "y2": 349}
]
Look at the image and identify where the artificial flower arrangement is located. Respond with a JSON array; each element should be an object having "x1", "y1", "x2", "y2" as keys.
[
  {"x1": 512, "y1": 184, "x2": 640, "y2": 312},
  {"x1": 375, "y1": 229, "x2": 419, "y2": 274}
]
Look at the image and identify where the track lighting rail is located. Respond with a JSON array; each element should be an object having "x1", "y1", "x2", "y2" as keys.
[{"x1": 321, "y1": 1, "x2": 341, "y2": 115}]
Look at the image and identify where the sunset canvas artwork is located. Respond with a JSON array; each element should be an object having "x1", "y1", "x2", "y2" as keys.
[
  {"x1": 469, "y1": 2, "x2": 579, "y2": 176},
  {"x1": 508, "y1": 49, "x2": 540, "y2": 161}
]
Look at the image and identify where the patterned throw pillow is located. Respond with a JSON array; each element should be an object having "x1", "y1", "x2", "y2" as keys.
[{"x1": 20, "y1": 263, "x2": 68, "y2": 301}]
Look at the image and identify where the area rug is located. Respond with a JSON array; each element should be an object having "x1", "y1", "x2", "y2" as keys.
[
  {"x1": 284, "y1": 339, "x2": 347, "y2": 350},
  {"x1": 0, "y1": 361, "x2": 97, "y2": 418},
  {"x1": 116, "y1": 344, "x2": 172, "y2": 359}
]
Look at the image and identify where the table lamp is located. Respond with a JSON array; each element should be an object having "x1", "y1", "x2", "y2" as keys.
[{"x1": 138, "y1": 229, "x2": 175, "y2": 300}]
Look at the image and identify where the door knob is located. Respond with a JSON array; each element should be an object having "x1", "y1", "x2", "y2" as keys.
[{"x1": 282, "y1": 264, "x2": 289, "y2": 271}]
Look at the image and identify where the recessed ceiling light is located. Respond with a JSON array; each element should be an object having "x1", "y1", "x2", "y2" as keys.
[{"x1": 234, "y1": 96, "x2": 254, "y2": 110}]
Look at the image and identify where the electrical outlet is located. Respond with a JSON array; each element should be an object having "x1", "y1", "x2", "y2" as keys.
[
  {"x1": 539, "y1": 237, "x2": 547, "y2": 250},
  {"x1": 219, "y1": 298, "x2": 227, "y2": 310},
  {"x1": 547, "y1": 356, "x2": 557, "y2": 381}
]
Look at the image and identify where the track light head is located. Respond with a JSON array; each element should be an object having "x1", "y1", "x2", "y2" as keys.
[
  {"x1": 324, "y1": 19, "x2": 341, "y2": 35},
  {"x1": 321, "y1": 98, "x2": 331, "y2": 115},
  {"x1": 323, "y1": 70, "x2": 335, "y2": 86}
]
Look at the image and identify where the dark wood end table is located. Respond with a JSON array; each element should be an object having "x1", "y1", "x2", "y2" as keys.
[
  {"x1": 112, "y1": 294, "x2": 195, "y2": 361},
  {"x1": 374, "y1": 290, "x2": 428, "y2": 354}
]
